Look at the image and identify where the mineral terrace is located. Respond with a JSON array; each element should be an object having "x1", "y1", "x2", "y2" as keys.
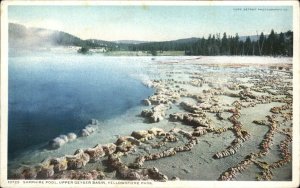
[{"x1": 11, "y1": 57, "x2": 293, "y2": 181}]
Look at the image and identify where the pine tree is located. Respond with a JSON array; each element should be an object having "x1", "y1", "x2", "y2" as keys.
[
  {"x1": 257, "y1": 32, "x2": 265, "y2": 56},
  {"x1": 244, "y1": 37, "x2": 251, "y2": 55},
  {"x1": 266, "y1": 29, "x2": 276, "y2": 56},
  {"x1": 234, "y1": 33, "x2": 239, "y2": 55},
  {"x1": 221, "y1": 32, "x2": 229, "y2": 55},
  {"x1": 285, "y1": 30, "x2": 293, "y2": 56},
  {"x1": 276, "y1": 32, "x2": 285, "y2": 55}
]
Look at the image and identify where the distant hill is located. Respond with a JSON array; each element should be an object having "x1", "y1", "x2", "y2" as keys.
[
  {"x1": 85, "y1": 39, "x2": 119, "y2": 48},
  {"x1": 8, "y1": 23, "x2": 208, "y2": 50},
  {"x1": 8, "y1": 23, "x2": 259, "y2": 49},
  {"x1": 114, "y1": 40, "x2": 148, "y2": 44},
  {"x1": 9, "y1": 23, "x2": 255, "y2": 48},
  {"x1": 8, "y1": 23, "x2": 292, "y2": 57},
  {"x1": 239, "y1": 35, "x2": 259, "y2": 42},
  {"x1": 9, "y1": 23, "x2": 84, "y2": 48},
  {"x1": 9, "y1": 23, "x2": 129, "y2": 50},
  {"x1": 172, "y1": 37, "x2": 201, "y2": 43},
  {"x1": 114, "y1": 38, "x2": 201, "y2": 44}
]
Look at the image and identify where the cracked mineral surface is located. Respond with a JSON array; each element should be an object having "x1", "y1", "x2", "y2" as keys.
[{"x1": 9, "y1": 56, "x2": 293, "y2": 181}]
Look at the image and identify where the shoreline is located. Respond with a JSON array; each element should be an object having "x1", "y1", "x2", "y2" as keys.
[{"x1": 8, "y1": 56, "x2": 293, "y2": 181}]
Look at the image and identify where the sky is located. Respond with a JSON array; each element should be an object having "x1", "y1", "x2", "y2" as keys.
[{"x1": 8, "y1": 5, "x2": 293, "y2": 41}]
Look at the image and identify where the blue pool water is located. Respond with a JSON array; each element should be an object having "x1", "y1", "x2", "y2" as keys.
[{"x1": 8, "y1": 50, "x2": 153, "y2": 159}]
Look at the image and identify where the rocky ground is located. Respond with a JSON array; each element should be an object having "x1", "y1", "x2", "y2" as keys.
[{"x1": 10, "y1": 57, "x2": 293, "y2": 181}]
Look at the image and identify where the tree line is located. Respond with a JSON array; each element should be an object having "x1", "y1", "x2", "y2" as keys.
[
  {"x1": 9, "y1": 24, "x2": 293, "y2": 56},
  {"x1": 126, "y1": 30, "x2": 293, "y2": 57}
]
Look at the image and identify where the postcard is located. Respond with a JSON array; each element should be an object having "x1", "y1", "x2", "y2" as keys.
[{"x1": 1, "y1": 1, "x2": 299, "y2": 188}]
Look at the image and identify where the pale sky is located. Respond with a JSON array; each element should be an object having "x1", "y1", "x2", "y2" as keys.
[{"x1": 8, "y1": 6, "x2": 293, "y2": 41}]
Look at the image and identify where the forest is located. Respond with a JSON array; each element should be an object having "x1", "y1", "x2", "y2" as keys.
[
  {"x1": 127, "y1": 30, "x2": 293, "y2": 56},
  {"x1": 9, "y1": 23, "x2": 293, "y2": 57}
]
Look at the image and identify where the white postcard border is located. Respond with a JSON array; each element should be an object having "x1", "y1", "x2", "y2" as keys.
[{"x1": 1, "y1": 1, "x2": 299, "y2": 188}]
